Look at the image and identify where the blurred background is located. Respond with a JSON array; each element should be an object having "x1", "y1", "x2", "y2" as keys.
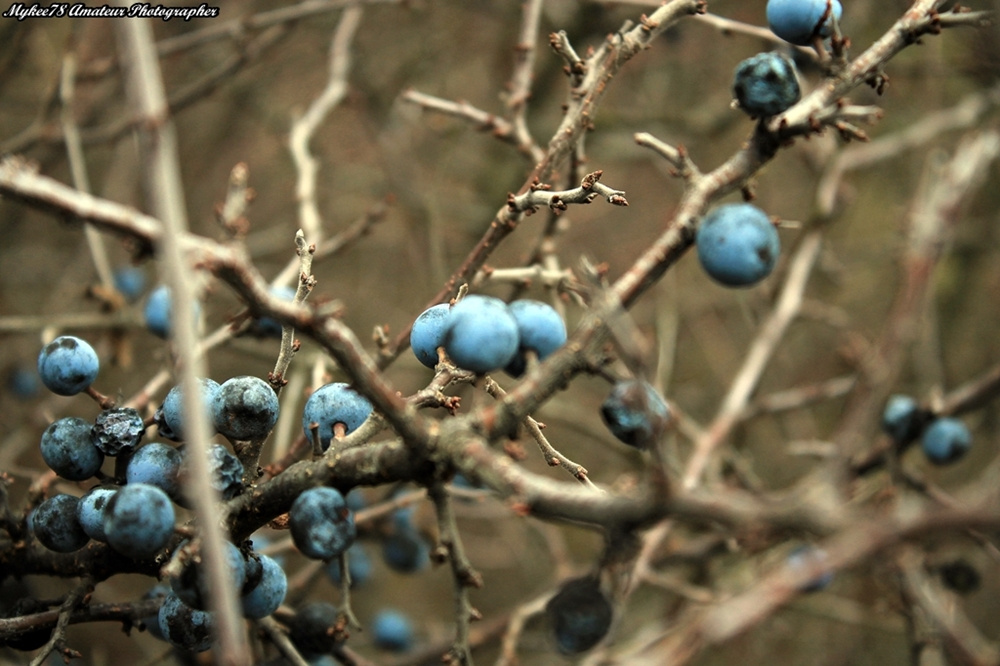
[{"x1": 1, "y1": 0, "x2": 999, "y2": 663}]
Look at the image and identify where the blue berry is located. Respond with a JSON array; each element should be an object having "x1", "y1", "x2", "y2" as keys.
[
  {"x1": 77, "y1": 485, "x2": 118, "y2": 543},
  {"x1": 7, "y1": 365, "x2": 40, "y2": 400},
  {"x1": 144, "y1": 285, "x2": 201, "y2": 339},
  {"x1": 442, "y1": 295, "x2": 520, "y2": 374},
  {"x1": 696, "y1": 203, "x2": 780, "y2": 287},
  {"x1": 290, "y1": 487, "x2": 357, "y2": 560},
  {"x1": 382, "y1": 527, "x2": 430, "y2": 574},
  {"x1": 157, "y1": 592, "x2": 215, "y2": 652},
  {"x1": 30, "y1": 495, "x2": 89, "y2": 553},
  {"x1": 601, "y1": 380, "x2": 670, "y2": 448},
  {"x1": 301, "y1": 382, "x2": 373, "y2": 451},
  {"x1": 203, "y1": 443, "x2": 244, "y2": 500},
  {"x1": 881, "y1": 394, "x2": 923, "y2": 443},
  {"x1": 546, "y1": 577, "x2": 613, "y2": 654},
  {"x1": 169, "y1": 540, "x2": 246, "y2": 610},
  {"x1": 372, "y1": 609, "x2": 415, "y2": 652},
  {"x1": 103, "y1": 483, "x2": 176, "y2": 559},
  {"x1": 37, "y1": 335, "x2": 99, "y2": 396},
  {"x1": 410, "y1": 303, "x2": 452, "y2": 368},
  {"x1": 40, "y1": 417, "x2": 104, "y2": 481},
  {"x1": 787, "y1": 545, "x2": 833, "y2": 592},
  {"x1": 733, "y1": 52, "x2": 801, "y2": 118},
  {"x1": 113, "y1": 266, "x2": 147, "y2": 302},
  {"x1": 249, "y1": 286, "x2": 297, "y2": 338},
  {"x1": 92, "y1": 407, "x2": 145, "y2": 457},
  {"x1": 289, "y1": 602, "x2": 342, "y2": 654},
  {"x1": 141, "y1": 584, "x2": 170, "y2": 641},
  {"x1": 158, "y1": 378, "x2": 220, "y2": 442},
  {"x1": 504, "y1": 300, "x2": 567, "y2": 377},
  {"x1": 241, "y1": 554, "x2": 288, "y2": 619},
  {"x1": 767, "y1": 0, "x2": 842, "y2": 46},
  {"x1": 325, "y1": 542, "x2": 372, "y2": 588},
  {"x1": 922, "y1": 417, "x2": 971, "y2": 465},
  {"x1": 126, "y1": 443, "x2": 183, "y2": 501},
  {"x1": 212, "y1": 376, "x2": 279, "y2": 441}
]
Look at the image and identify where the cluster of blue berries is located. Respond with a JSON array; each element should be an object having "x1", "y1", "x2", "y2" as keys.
[
  {"x1": 730, "y1": 2, "x2": 846, "y2": 121},
  {"x1": 410, "y1": 296, "x2": 567, "y2": 376},
  {"x1": 881, "y1": 394, "x2": 973, "y2": 465}
]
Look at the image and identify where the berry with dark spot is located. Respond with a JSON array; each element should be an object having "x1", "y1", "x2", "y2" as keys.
[
  {"x1": 169, "y1": 539, "x2": 247, "y2": 610},
  {"x1": 30, "y1": 494, "x2": 90, "y2": 553},
  {"x1": 289, "y1": 487, "x2": 356, "y2": 560},
  {"x1": 696, "y1": 203, "x2": 780, "y2": 287},
  {"x1": 733, "y1": 52, "x2": 801, "y2": 118},
  {"x1": 37, "y1": 335, "x2": 99, "y2": 396},
  {"x1": 126, "y1": 443, "x2": 183, "y2": 503},
  {"x1": 40, "y1": 416, "x2": 104, "y2": 481},
  {"x1": 881, "y1": 394, "x2": 924, "y2": 443},
  {"x1": 157, "y1": 591, "x2": 215, "y2": 652},
  {"x1": 212, "y1": 375, "x2": 279, "y2": 441},
  {"x1": 103, "y1": 483, "x2": 176, "y2": 559},
  {"x1": 601, "y1": 379, "x2": 670, "y2": 448}
]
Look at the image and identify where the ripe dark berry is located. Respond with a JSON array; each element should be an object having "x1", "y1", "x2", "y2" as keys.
[
  {"x1": 372, "y1": 609, "x2": 415, "y2": 652},
  {"x1": 546, "y1": 576, "x2": 613, "y2": 654},
  {"x1": 600, "y1": 379, "x2": 670, "y2": 448},
  {"x1": 30, "y1": 495, "x2": 90, "y2": 553},
  {"x1": 212, "y1": 375, "x2": 279, "y2": 441},
  {"x1": 410, "y1": 303, "x2": 451, "y2": 368},
  {"x1": 91, "y1": 407, "x2": 145, "y2": 457},
  {"x1": 289, "y1": 601, "x2": 342, "y2": 654},
  {"x1": 103, "y1": 483, "x2": 176, "y2": 559},
  {"x1": 169, "y1": 540, "x2": 247, "y2": 610},
  {"x1": 37, "y1": 335, "x2": 99, "y2": 396},
  {"x1": 767, "y1": 0, "x2": 843, "y2": 46},
  {"x1": 77, "y1": 485, "x2": 118, "y2": 543},
  {"x1": 126, "y1": 443, "x2": 183, "y2": 502},
  {"x1": 696, "y1": 203, "x2": 780, "y2": 287},
  {"x1": 158, "y1": 378, "x2": 221, "y2": 441},
  {"x1": 157, "y1": 591, "x2": 215, "y2": 652},
  {"x1": 881, "y1": 394, "x2": 924, "y2": 443},
  {"x1": 442, "y1": 295, "x2": 520, "y2": 374},
  {"x1": 922, "y1": 417, "x2": 971, "y2": 465},
  {"x1": 241, "y1": 553, "x2": 288, "y2": 619},
  {"x1": 733, "y1": 52, "x2": 801, "y2": 118},
  {"x1": 289, "y1": 487, "x2": 356, "y2": 560},
  {"x1": 504, "y1": 299, "x2": 567, "y2": 377},
  {"x1": 301, "y1": 382, "x2": 373, "y2": 451},
  {"x1": 40, "y1": 416, "x2": 104, "y2": 481}
]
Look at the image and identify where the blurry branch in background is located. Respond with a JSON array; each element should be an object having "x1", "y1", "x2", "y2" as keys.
[
  {"x1": 115, "y1": 19, "x2": 251, "y2": 665},
  {"x1": 289, "y1": 5, "x2": 363, "y2": 243}
]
